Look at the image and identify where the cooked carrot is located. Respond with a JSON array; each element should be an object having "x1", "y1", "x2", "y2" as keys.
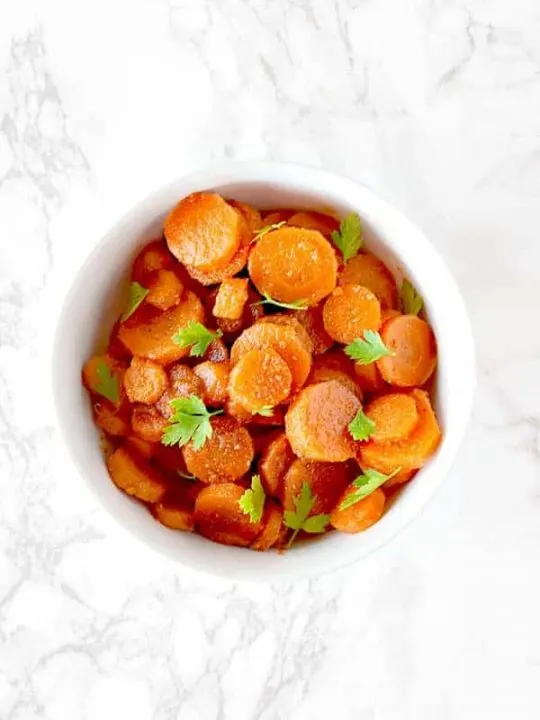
[
  {"x1": 229, "y1": 348, "x2": 292, "y2": 414},
  {"x1": 261, "y1": 209, "x2": 294, "y2": 224},
  {"x1": 164, "y1": 192, "x2": 243, "y2": 272},
  {"x1": 283, "y1": 459, "x2": 354, "y2": 515},
  {"x1": 107, "y1": 321, "x2": 132, "y2": 361},
  {"x1": 125, "y1": 436, "x2": 156, "y2": 459},
  {"x1": 154, "y1": 493, "x2": 195, "y2": 531},
  {"x1": 310, "y1": 353, "x2": 362, "y2": 399},
  {"x1": 322, "y1": 284, "x2": 381, "y2": 344},
  {"x1": 132, "y1": 239, "x2": 175, "y2": 283},
  {"x1": 381, "y1": 308, "x2": 401, "y2": 324},
  {"x1": 185, "y1": 240, "x2": 250, "y2": 286},
  {"x1": 205, "y1": 337, "x2": 229, "y2": 363},
  {"x1": 118, "y1": 291, "x2": 204, "y2": 365},
  {"x1": 193, "y1": 361, "x2": 230, "y2": 406},
  {"x1": 294, "y1": 305, "x2": 334, "y2": 355},
  {"x1": 251, "y1": 504, "x2": 283, "y2": 551},
  {"x1": 285, "y1": 380, "x2": 360, "y2": 462},
  {"x1": 182, "y1": 416, "x2": 254, "y2": 483},
  {"x1": 230, "y1": 322, "x2": 312, "y2": 392},
  {"x1": 194, "y1": 483, "x2": 263, "y2": 547},
  {"x1": 212, "y1": 278, "x2": 249, "y2": 320},
  {"x1": 146, "y1": 269, "x2": 184, "y2": 311},
  {"x1": 258, "y1": 431, "x2": 295, "y2": 497},
  {"x1": 93, "y1": 401, "x2": 131, "y2": 437},
  {"x1": 258, "y1": 315, "x2": 313, "y2": 355},
  {"x1": 82, "y1": 354, "x2": 126, "y2": 405},
  {"x1": 131, "y1": 404, "x2": 169, "y2": 442},
  {"x1": 248, "y1": 226, "x2": 337, "y2": 307},
  {"x1": 384, "y1": 468, "x2": 415, "y2": 489},
  {"x1": 169, "y1": 364, "x2": 204, "y2": 398},
  {"x1": 338, "y1": 253, "x2": 398, "y2": 309},
  {"x1": 224, "y1": 395, "x2": 252, "y2": 424},
  {"x1": 107, "y1": 447, "x2": 168, "y2": 503},
  {"x1": 287, "y1": 211, "x2": 339, "y2": 237},
  {"x1": 377, "y1": 315, "x2": 437, "y2": 387},
  {"x1": 358, "y1": 390, "x2": 441, "y2": 473},
  {"x1": 228, "y1": 200, "x2": 262, "y2": 233},
  {"x1": 330, "y1": 487, "x2": 385, "y2": 533},
  {"x1": 364, "y1": 392, "x2": 420, "y2": 443},
  {"x1": 124, "y1": 357, "x2": 168, "y2": 404},
  {"x1": 353, "y1": 362, "x2": 387, "y2": 395},
  {"x1": 152, "y1": 442, "x2": 188, "y2": 474},
  {"x1": 215, "y1": 286, "x2": 264, "y2": 337}
]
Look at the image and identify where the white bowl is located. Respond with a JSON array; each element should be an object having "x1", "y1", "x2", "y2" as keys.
[{"x1": 53, "y1": 162, "x2": 475, "y2": 582}]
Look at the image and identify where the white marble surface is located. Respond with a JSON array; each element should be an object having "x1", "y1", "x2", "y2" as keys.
[{"x1": 1, "y1": 0, "x2": 539, "y2": 717}]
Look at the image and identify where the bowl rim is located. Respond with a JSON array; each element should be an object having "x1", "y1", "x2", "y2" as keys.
[{"x1": 52, "y1": 160, "x2": 476, "y2": 582}]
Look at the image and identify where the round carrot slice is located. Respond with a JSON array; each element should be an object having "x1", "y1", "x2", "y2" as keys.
[
  {"x1": 310, "y1": 353, "x2": 362, "y2": 399},
  {"x1": 146, "y1": 269, "x2": 184, "y2": 311},
  {"x1": 132, "y1": 239, "x2": 175, "y2": 283},
  {"x1": 154, "y1": 495, "x2": 195, "y2": 531},
  {"x1": 164, "y1": 192, "x2": 243, "y2": 272},
  {"x1": 381, "y1": 308, "x2": 401, "y2": 324},
  {"x1": 358, "y1": 390, "x2": 441, "y2": 473},
  {"x1": 229, "y1": 348, "x2": 292, "y2": 413},
  {"x1": 322, "y1": 284, "x2": 381, "y2": 344},
  {"x1": 258, "y1": 315, "x2": 313, "y2": 355},
  {"x1": 193, "y1": 361, "x2": 230, "y2": 407},
  {"x1": 285, "y1": 380, "x2": 361, "y2": 462},
  {"x1": 258, "y1": 431, "x2": 295, "y2": 497},
  {"x1": 107, "y1": 447, "x2": 168, "y2": 503},
  {"x1": 185, "y1": 241, "x2": 250, "y2": 286},
  {"x1": 182, "y1": 416, "x2": 254, "y2": 483},
  {"x1": 287, "y1": 211, "x2": 339, "y2": 237},
  {"x1": 228, "y1": 200, "x2": 262, "y2": 233},
  {"x1": 293, "y1": 305, "x2": 334, "y2": 355},
  {"x1": 194, "y1": 483, "x2": 263, "y2": 547},
  {"x1": 205, "y1": 338, "x2": 229, "y2": 363},
  {"x1": 124, "y1": 357, "x2": 168, "y2": 404},
  {"x1": 93, "y1": 401, "x2": 131, "y2": 437},
  {"x1": 384, "y1": 468, "x2": 415, "y2": 489},
  {"x1": 353, "y1": 362, "x2": 387, "y2": 395},
  {"x1": 338, "y1": 253, "x2": 398, "y2": 309},
  {"x1": 251, "y1": 504, "x2": 283, "y2": 551},
  {"x1": 125, "y1": 436, "x2": 156, "y2": 460},
  {"x1": 169, "y1": 364, "x2": 205, "y2": 398},
  {"x1": 216, "y1": 286, "x2": 265, "y2": 337},
  {"x1": 248, "y1": 226, "x2": 337, "y2": 307},
  {"x1": 131, "y1": 404, "x2": 169, "y2": 442},
  {"x1": 330, "y1": 488, "x2": 385, "y2": 533},
  {"x1": 364, "y1": 393, "x2": 420, "y2": 443},
  {"x1": 283, "y1": 459, "x2": 354, "y2": 515},
  {"x1": 230, "y1": 322, "x2": 312, "y2": 392},
  {"x1": 377, "y1": 315, "x2": 437, "y2": 387}
]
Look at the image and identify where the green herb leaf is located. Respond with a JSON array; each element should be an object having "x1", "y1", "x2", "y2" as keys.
[
  {"x1": 252, "y1": 221, "x2": 287, "y2": 242},
  {"x1": 400, "y1": 279, "x2": 423, "y2": 316},
  {"x1": 172, "y1": 322, "x2": 223, "y2": 358},
  {"x1": 348, "y1": 409, "x2": 376, "y2": 441},
  {"x1": 256, "y1": 405, "x2": 274, "y2": 417},
  {"x1": 121, "y1": 281, "x2": 149, "y2": 322},
  {"x1": 302, "y1": 514, "x2": 331, "y2": 533},
  {"x1": 94, "y1": 360, "x2": 120, "y2": 404},
  {"x1": 331, "y1": 213, "x2": 363, "y2": 263},
  {"x1": 161, "y1": 395, "x2": 222, "y2": 450},
  {"x1": 238, "y1": 474, "x2": 266, "y2": 523},
  {"x1": 339, "y1": 467, "x2": 401, "y2": 510},
  {"x1": 252, "y1": 292, "x2": 308, "y2": 311},
  {"x1": 344, "y1": 330, "x2": 393, "y2": 365},
  {"x1": 283, "y1": 481, "x2": 330, "y2": 548}
]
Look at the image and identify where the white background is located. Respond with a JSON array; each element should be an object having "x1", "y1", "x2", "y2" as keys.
[{"x1": 1, "y1": 0, "x2": 539, "y2": 718}]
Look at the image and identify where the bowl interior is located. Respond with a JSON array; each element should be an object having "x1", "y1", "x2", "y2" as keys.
[{"x1": 53, "y1": 164, "x2": 475, "y2": 581}]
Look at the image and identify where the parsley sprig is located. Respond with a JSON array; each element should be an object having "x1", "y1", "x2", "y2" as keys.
[
  {"x1": 339, "y1": 467, "x2": 401, "y2": 510},
  {"x1": 331, "y1": 213, "x2": 363, "y2": 264},
  {"x1": 400, "y1": 279, "x2": 423, "y2": 316},
  {"x1": 239, "y1": 475, "x2": 266, "y2": 523},
  {"x1": 252, "y1": 292, "x2": 308, "y2": 311},
  {"x1": 94, "y1": 359, "x2": 120, "y2": 404},
  {"x1": 161, "y1": 396, "x2": 222, "y2": 450},
  {"x1": 348, "y1": 409, "x2": 376, "y2": 442},
  {"x1": 344, "y1": 330, "x2": 393, "y2": 365},
  {"x1": 172, "y1": 322, "x2": 223, "y2": 357},
  {"x1": 284, "y1": 481, "x2": 330, "y2": 548},
  {"x1": 121, "y1": 281, "x2": 149, "y2": 322}
]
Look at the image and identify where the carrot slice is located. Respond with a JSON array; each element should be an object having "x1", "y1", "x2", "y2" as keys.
[
  {"x1": 258, "y1": 315, "x2": 313, "y2": 355},
  {"x1": 185, "y1": 240, "x2": 250, "y2": 286},
  {"x1": 251, "y1": 504, "x2": 283, "y2": 551},
  {"x1": 377, "y1": 315, "x2": 437, "y2": 387},
  {"x1": 118, "y1": 291, "x2": 204, "y2": 365},
  {"x1": 258, "y1": 431, "x2": 295, "y2": 497},
  {"x1": 230, "y1": 322, "x2": 312, "y2": 392},
  {"x1": 164, "y1": 192, "x2": 243, "y2": 272},
  {"x1": 212, "y1": 278, "x2": 249, "y2": 320},
  {"x1": 169, "y1": 364, "x2": 204, "y2": 397},
  {"x1": 182, "y1": 416, "x2": 254, "y2": 483},
  {"x1": 228, "y1": 199, "x2": 262, "y2": 233},
  {"x1": 93, "y1": 401, "x2": 131, "y2": 437},
  {"x1": 194, "y1": 483, "x2": 263, "y2": 547},
  {"x1": 364, "y1": 393, "x2": 420, "y2": 443},
  {"x1": 338, "y1": 253, "x2": 398, "y2": 309},
  {"x1": 193, "y1": 361, "x2": 230, "y2": 407},
  {"x1": 132, "y1": 239, "x2": 175, "y2": 283},
  {"x1": 131, "y1": 404, "x2": 169, "y2": 442},
  {"x1": 125, "y1": 436, "x2": 156, "y2": 459},
  {"x1": 283, "y1": 459, "x2": 354, "y2": 515},
  {"x1": 229, "y1": 348, "x2": 292, "y2": 413},
  {"x1": 330, "y1": 487, "x2": 385, "y2": 533},
  {"x1": 248, "y1": 226, "x2": 337, "y2": 307},
  {"x1": 107, "y1": 447, "x2": 168, "y2": 503},
  {"x1": 322, "y1": 284, "x2": 381, "y2": 344},
  {"x1": 381, "y1": 308, "x2": 401, "y2": 324},
  {"x1": 285, "y1": 380, "x2": 361, "y2": 462},
  {"x1": 358, "y1": 390, "x2": 441, "y2": 473},
  {"x1": 287, "y1": 211, "x2": 339, "y2": 237},
  {"x1": 310, "y1": 353, "x2": 362, "y2": 399},
  {"x1": 146, "y1": 269, "x2": 184, "y2": 311},
  {"x1": 293, "y1": 305, "x2": 334, "y2": 355},
  {"x1": 353, "y1": 362, "x2": 387, "y2": 395},
  {"x1": 384, "y1": 468, "x2": 415, "y2": 489},
  {"x1": 107, "y1": 321, "x2": 132, "y2": 362},
  {"x1": 124, "y1": 357, "x2": 168, "y2": 404},
  {"x1": 154, "y1": 494, "x2": 195, "y2": 531},
  {"x1": 205, "y1": 338, "x2": 229, "y2": 363}
]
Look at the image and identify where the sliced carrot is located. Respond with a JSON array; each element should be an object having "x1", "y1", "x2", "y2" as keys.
[
  {"x1": 107, "y1": 321, "x2": 132, "y2": 362},
  {"x1": 132, "y1": 239, "x2": 175, "y2": 283},
  {"x1": 377, "y1": 315, "x2": 437, "y2": 387},
  {"x1": 131, "y1": 404, "x2": 169, "y2": 442},
  {"x1": 283, "y1": 459, "x2": 354, "y2": 515},
  {"x1": 146, "y1": 269, "x2": 184, "y2": 311},
  {"x1": 194, "y1": 483, "x2": 263, "y2": 547},
  {"x1": 185, "y1": 241, "x2": 250, "y2": 286},
  {"x1": 193, "y1": 361, "x2": 230, "y2": 407},
  {"x1": 258, "y1": 431, "x2": 295, "y2": 497},
  {"x1": 224, "y1": 395, "x2": 252, "y2": 424},
  {"x1": 205, "y1": 337, "x2": 229, "y2": 363},
  {"x1": 93, "y1": 401, "x2": 131, "y2": 437},
  {"x1": 338, "y1": 253, "x2": 398, "y2": 309},
  {"x1": 285, "y1": 380, "x2": 361, "y2": 462},
  {"x1": 330, "y1": 487, "x2": 385, "y2": 533},
  {"x1": 293, "y1": 305, "x2": 334, "y2": 355},
  {"x1": 228, "y1": 200, "x2": 262, "y2": 233},
  {"x1": 353, "y1": 362, "x2": 387, "y2": 395},
  {"x1": 82, "y1": 354, "x2": 126, "y2": 406},
  {"x1": 118, "y1": 291, "x2": 204, "y2": 365},
  {"x1": 153, "y1": 491, "x2": 195, "y2": 531},
  {"x1": 310, "y1": 353, "x2": 362, "y2": 399},
  {"x1": 107, "y1": 447, "x2": 168, "y2": 503},
  {"x1": 123, "y1": 357, "x2": 168, "y2": 404},
  {"x1": 364, "y1": 393, "x2": 420, "y2": 443},
  {"x1": 229, "y1": 348, "x2": 292, "y2": 413},
  {"x1": 182, "y1": 416, "x2": 254, "y2": 483},
  {"x1": 287, "y1": 211, "x2": 339, "y2": 237},
  {"x1": 248, "y1": 226, "x2": 337, "y2": 307},
  {"x1": 164, "y1": 192, "x2": 243, "y2": 272},
  {"x1": 258, "y1": 315, "x2": 313, "y2": 355},
  {"x1": 322, "y1": 284, "x2": 381, "y2": 344},
  {"x1": 230, "y1": 322, "x2": 312, "y2": 392},
  {"x1": 251, "y1": 504, "x2": 283, "y2": 551},
  {"x1": 358, "y1": 390, "x2": 441, "y2": 473},
  {"x1": 381, "y1": 308, "x2": 401, "y2": 324},
  {"x1": 384, "y1": 468, "x2": 415, "y2": 489},
  {"x1": 169, "y1": 364, "x2": 205, "y2": 398},
  {"x1": 125, "y1": 436, "x2": 156, "y2": 459},
  {"x1": 212, "y1": 278, "x2": 249, "y2": 320}
]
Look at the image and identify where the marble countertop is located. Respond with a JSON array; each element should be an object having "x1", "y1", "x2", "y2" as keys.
[{"x1": 1, "y1": 0, "x2": 539, "y2": 718}]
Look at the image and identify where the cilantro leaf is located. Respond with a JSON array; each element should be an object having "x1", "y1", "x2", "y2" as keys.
[
  {"x1": 252, "y1": 293, "x2": 308, "y2": 311},
  {"x1": 283, "y1": 481, "x2": 330, "y2": 548},
  {"x1": 302, "y1": 514, "x2": 331, "y2": 533},
  {"x1": 400, "y1": 279, "x2": 423, "y2": 316},
  {"x1": 252, "y1": 221, "x2": 286, "y2": 242},
  {"x1": 344, "y1": 330, "x2": 393, "y2": 365},
  {"x1": 348, "y1": 409, "x2": 376, "y2": 441},
  {"x1": 256, "y1": 405, "x2": 274, "y2": 417},
  {"x1": 161, "y1": 395, "x2": 222, "y2": 450},
  {"x1": 238, "y1": 474, "x2": 266, "y2": 523},
  {"x1": 172, "y1": 322, "x2": 223, "y2": 358},
  {"x1": 94, "y1": 360, "x2": 120, "y2": 404},
  {"x1": 339, "y1": 467, "x2": 401, "y2": 510},
  {"x1": 331, "y1": 213, "x2": 363, "y2": 263},
  {"x1": 121, "y1": 281, "x2": 149, "y2": 322}
]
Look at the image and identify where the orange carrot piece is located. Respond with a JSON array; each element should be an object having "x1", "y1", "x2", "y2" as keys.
[
  {"x1": 125, "y1": 436, "x2": 156, "y2": 459},
  {"x1": 251, "y1": 504, "x2": 283, "y2": 551},
  {"x1": 258, "y1": 315, "x2": 314, "y2": 355},
  {"x1": 154, "y1": 495, "x2": 195, "y2": 531},
  {"x1": 215, "y1": 286, "x2": 264, "y2": 337},
  {"x1": 330, "y1": 487, "x2": 385, "y2": 533},
  {"x1": 131, "y1": 404, "x2": 169, "y2": 442},
  {"x1": 310, "y1": 353, "x2": 362, "y2": 399},
  {"x1": 229, "y1": 348, "x2": 292, "y2": 414},
  {"x1": 93, "y1": 401, "x2": 131, "y2": 437},
  {"x1": 287, "y1": 211, "x2": 339, "y2": 237},
  {"x1": 338, "y1": 253, "x2": 398, "y2": 309},
  {"x1": 185, "y1": 240, "x2": 250, "y2": 286},
  {"x1": 132, "y1": 239, "x2": 175, "y2": 283},
  {"x1": 169, "y1": 364, "x2": 205, "y2": 397},
  {"x1": 322, "y1": 284, "x2": 381, "y2": 344},
  {"x1": 193, "y1": 361, "x2": 230, "y2": 407},
  {"x1": 293, "y1": 305, "x2": 334, "y2": 355},
  {"x1": 381, "y1": 308, "x2": 401, "y2": 324},
  {"x1": 212, "y1": 278, "x2": 249, "y2": 320},
  {"x1": 228, "y1": 199, "x2": 262, "y2": 233},
  {"x1": 182, "y1": 417, "x2": 254, "y2": 483},
  {"x1": 205, "y1": 337, "x2": 229, "y2": 363},
  {"x1": 377, "y1": 315, "x2": 437, "y2": 387},
  {"x1": 384, "y1": 468, "x2": 415, "y2": 489},
  {"x1": 364, "y1": 392, "x2": 420, "y2": 443},
  {"x1": 123, "y1": 357, "x2": 168, "y2": 404},
  {"x1": 194, "y1": 483, "x2": 263, "y2": 547},
  {"x1": 258, "y1": 431, "x2": 295, "y2": 497},
  {"x1": 146, "y1": 269, "x2": 184, "y2": 311},
  {"x1": 107, "y1": 447, "x2": 168, "y2": 503},
  {"x1": 353, "y1": 362, "x2": 387, "y2": 395},
  {"x1": 283, "y1": 459, "x2": 354, "y2": 515}
]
